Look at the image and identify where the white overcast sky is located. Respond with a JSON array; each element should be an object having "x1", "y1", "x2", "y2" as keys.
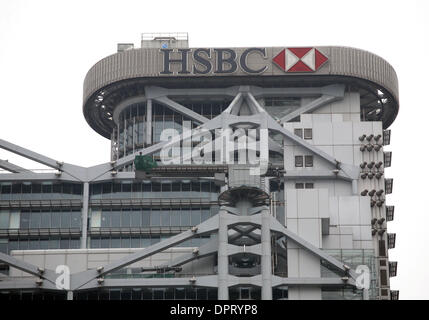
[{"x1": 0, "y1": 0, "x2": 428, "y2": 299}]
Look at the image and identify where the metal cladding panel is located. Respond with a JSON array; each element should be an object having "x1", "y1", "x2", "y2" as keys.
[{"x1": 328, "y1": 47, "x2": 398, "y2": 102}]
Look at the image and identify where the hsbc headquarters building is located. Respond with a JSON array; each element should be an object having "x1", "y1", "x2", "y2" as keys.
[{"x1": 0, "y1": 33, "x2": 398, "y2": 300}]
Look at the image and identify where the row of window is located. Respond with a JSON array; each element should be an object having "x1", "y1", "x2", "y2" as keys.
[
  {"x1": 295, "y1": 155, "x2": 313, "y2": 167},
  {"x1": 90, "y1": 180, "x2": 219, "y2": 197},
  {"x1": 0, "y1": 291, "x2": 67, "y2": 301},
  {"x1": 74, "y1": 287, "x2": 219, "y2": 300},
  {"x1": 89, "y1": 235, "x2": 211, "y2": 249},
  {"x1": 92, "y1": 207, "x2": 216, "y2": 228},
  {"x1": 0, "y1": 209, "x2": 81, "y2": 230},
  {"x1": 0, "y1": 287, "x2": 288, "y2": 301},
  {"x1": 0, "y1": 182, "x2": 82, "y2": 197},
  {"x1": 0, "y1": 237, "x2": 80, "y2": 254},
  {"x1": 294, "y1": 128, "x2": 313, "y2": 140},
  {"x1": 295, "y1": 183, "x2": 314, "y2": 189}
]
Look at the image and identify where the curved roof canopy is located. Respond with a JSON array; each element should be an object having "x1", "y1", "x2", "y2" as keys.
[{"x1": 83, "y1": 46, "x2": 399, "y2": 138}]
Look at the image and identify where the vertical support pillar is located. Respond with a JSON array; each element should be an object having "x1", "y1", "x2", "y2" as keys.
[
  {"x1": 261, "y1": 208, "x2": 272, "y2": 300},
  {"x1": 146, "y1": 99, "x2": 152, "y2": 146},
  {"x1": 81, "y1": 182, "x2": 89, "y2": 249},
  {"x1": 352, "y1": 179, "x2": 358, "y2": 195},
  {"x1": 116, "y1": 123, "x2": 120, "y2": 161},
  {"x1": 217, "y1": 210, "x2": 229, "y2": 300},
  {"x1": 363, "y1": 289, "x2": 369, "y2": 300},
  {"x1": 67, "y1": 290, "x2": 73, "y2": 300}
]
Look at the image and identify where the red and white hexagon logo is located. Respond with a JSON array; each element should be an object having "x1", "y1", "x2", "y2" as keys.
[{"x1": 272, "y1": 48, "x2": 328, "y2": 72}]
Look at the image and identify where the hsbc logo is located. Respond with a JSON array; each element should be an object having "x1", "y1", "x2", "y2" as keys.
[
  {"x1": 272, "y1": 47, "x2": 328, "y2": 72},
  {"x1": 160, "y1": 47, "x2": 328, "y2": 75}
]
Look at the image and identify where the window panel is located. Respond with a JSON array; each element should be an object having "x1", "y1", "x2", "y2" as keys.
[
  {"x1": 160, "y1": 209, "x2": 170, "y2": 227},
  {"x1": 161, "y1": 182, "x2": 171, "y2": 192},
  {"x1": 131, "y1": 237, "x2": 140, "y2": 248},
  {"x1": 142, "y1": 209, "x2": 150, "y2": 227},
  {"x1": 131, "y1": 209, "x2": 141, "y2": 227},
  {"x1": 170, "y1": 208, "x2": 181, "y2": 226},
  {"x1": 151, "y1": 209, "x2": 160, "y2": 227},
  {"x1": 172, "y1": 182, "x2": 181, "y2": 192},
  {"x1": 0, "y1": 211, "x2": 9, "y2": 229},
  {"x1": 102, "y1": 183, "x2": 112, "y2": 194},
  {"x1": 22, "y1": 183, "x2": 31, "y2": 194},
  {"x1": 122, "y1": 182, "x2": 132, "y2": 193},
  {"x1": 111, "y1": 238, "x2": 120, "y2": 248},
  {"x1": 201, "y1": 182, "x2": 211, "y2": 193},
  {"x1": 60, "y1": 238, "x2": 69, "y2": 249},
  {"x1": 132, "y1": 182, "x2": 142, "y2": 193},
  {"x1": 191, "y1": 208, "x2": 200, "y2": 225},
  {"x1": 20, "y1": 211, "x2": 30, "y2": 229},
  {"x1": 121, "y1": 237, "x2": 130, "y2": 248},
  {"x1": 295, "y1": 156, "x2": 303, "y2": 167},
  {"x1": 304, "y1": 128, "x2": 313, "y2": 140},
  {"x1": 191, "y1": 182, "x2": 201, "y2": 192},
  {"x1": 42, "y1": 183, "x2": 52, "y2": 194},
  {"x1": 113, "y1": 182, "x2": 121, "y2": 193},
  {"x1": 101, "y1": 210, "x2": 110, "y2": 228},
  {"x1": 150, "y1": 235, "x2": 160, "y2": 245},
  {"x1": 91, "y1": 237, "x2": 100, "y2": 248},
  {"x1": 182, "y1": 182, "x2": 191, "y2": 191},
  {"x1": 63, "y1": 183, "x2": 72, "y2": 194},
  {"x1": 181, "y1": 209, "x2": 190, "y2": 226},
  {"x1": 141, "y1": 237, "x2": 151, "y2": 247},
  {"x1": 70, "y1": 239, "x2": 80, "y2": 249},
  {"x1": 71, "y1": 211, "x2": 81, "y2": 228},
  {"x1": 72, "y1": 184, "x2": 82, "y2": 195},
  {"x1": 61, "y1": 211, "x2": 71, "y2": 229},
  {"x1": 110, "y1": 210, "x2": 121, "y2": 227},
  {"x1": 29, "y1": 240, "x2": 40, "y2": 250},
  {"x1": 100, "y1": 237, "x2": 110, "y2": 248},
  {"x1": 51, "y1": 211, "x2": 61, "y2": 228},
  {"x1": 41, "y1": 211, "x2": 51, "y2": 228},
  {"x1": 305, "y1": 155, "x2": 313, "y2": 167},
  {"x1": 121, "y1": 209, "x2": 131, "y2": 227},
  {"x1": 40, "y1": 238, "x2": 49, "y2": 250},
  {"x1": 294, "y1": 128, "x2": 303, "y2": 138}
]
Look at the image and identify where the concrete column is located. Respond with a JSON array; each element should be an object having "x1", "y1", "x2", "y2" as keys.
[
  {"x1": 146, "y1": 99, "x2": 152, "y2": 145},
  {"x1": 217, "y1": 210, "x2": 229, "y2": 300},
  {"x1": 81, "y1": 182, "x2": 89, "y2": 249},
  {"x1": 363, "y1": 289, "x2": 369, "y2": 300},
  {"x1": 352, "y1": 179, "x2": 358, "y2": 195},
  {"x1": 67, "y1": 291, "x2": 73, "y2": 300},
  {"x1": 261, "y1": 209, "x2": 272, "y2": 300}
]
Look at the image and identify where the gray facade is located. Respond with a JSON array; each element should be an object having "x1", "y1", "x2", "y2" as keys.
[{"x1": 0, "y1": 35, "x2": 398, "y2": 300}]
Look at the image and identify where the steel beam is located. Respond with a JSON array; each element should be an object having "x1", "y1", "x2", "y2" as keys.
[
  {"x1": 0, "y1": 172, "x2": 81, "y2": 182},
  {"x1": 261, "y1": 209, "x2": 272, "y2": 300},
  {"x1": 0, "y1": 159, "x2": 29, "y2": 173},
  {"x1": 217, "y1": 209, "x2": 229, "y2": 300},
  {"x1": 269, "y1": 216, "x2": 357, "y2": 280},
  {"x1": 71, "y1": 214, "x2": 219, "y2": 290},
  {"x1": 0, "y1": 252, "x2": 57, "y2": 284},
  {"x1": 77, "y1": 275, "x2": 219, "y2": 291},
  {"x1": 81, "y1": 182, "x2": 89, "y2": 249},
  {"x1": 0, "y1": 279, "x2": 58, "y2": 290},
  {"x1": 154, "y1": 96, "x2": 208, "y2": 124}
]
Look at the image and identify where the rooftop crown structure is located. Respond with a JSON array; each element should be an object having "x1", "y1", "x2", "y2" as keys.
[{"x1": 0, "y1": 33, "x2": 398, "y2": 300}]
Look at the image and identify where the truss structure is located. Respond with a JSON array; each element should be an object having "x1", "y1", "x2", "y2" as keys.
[{"x1": 0, "y1": 84, "x2": 367, "y2": 300}]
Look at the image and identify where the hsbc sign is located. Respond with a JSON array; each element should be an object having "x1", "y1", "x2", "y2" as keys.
[{"x1": 160, "y1": 47, "x2": 328, "y2": 75}]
